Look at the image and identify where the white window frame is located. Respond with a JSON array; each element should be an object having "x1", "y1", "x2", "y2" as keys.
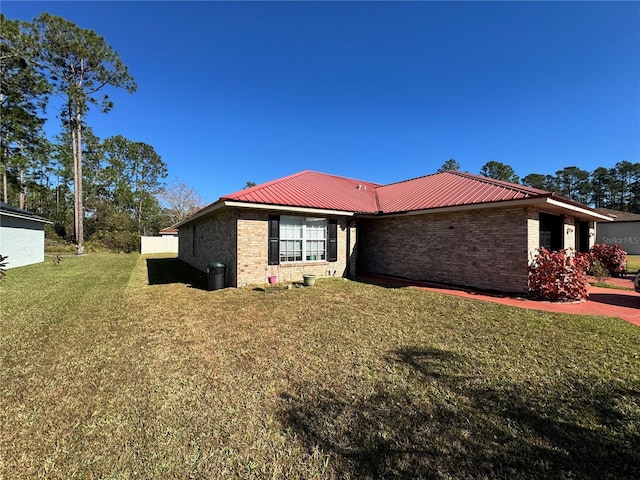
[{"x1": 279, "y1": 215, "x2": 327, "y2": 263}]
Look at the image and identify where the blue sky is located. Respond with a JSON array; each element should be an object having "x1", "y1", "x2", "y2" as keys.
[{"x1": 4, "y1": 1, "x2": 640, "y2": 203}]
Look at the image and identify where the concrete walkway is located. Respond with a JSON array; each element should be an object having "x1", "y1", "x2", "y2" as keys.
[{"x1": 358, "y1": 273, "x2": 640, "y2": 327}]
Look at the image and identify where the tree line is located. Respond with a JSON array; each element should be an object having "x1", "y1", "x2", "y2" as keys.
[
  {"x1": 439, "y1": 159, "x2": 640, "y2": 213},
  {"x1": 1, "y1": 13, "x2": 203, "y2": 253},
  {"x1": 4, "y1": 12, "x2": 637, "y2": 257}
]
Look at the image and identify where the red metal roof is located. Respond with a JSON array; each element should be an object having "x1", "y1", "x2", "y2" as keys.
[
  {"x1": 375, "y1": 171, "x2": 551, "y2": 213},
  {"x1": 223, "y1": 170, "x2": 550, "y2": 214},
  {"x1": 177, "y1": 169, "x2": 609, "y2": 228},
  {"x1": 178, "y1": 170, "x2": 569, "y2": 226},
  {"x1": 222, "y1": 170, "x2": 381, "y2": 213}
]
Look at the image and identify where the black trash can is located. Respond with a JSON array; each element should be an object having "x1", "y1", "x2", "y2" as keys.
[{"x1": 207, "y1": 262, "x2": 226, "y2": 291}]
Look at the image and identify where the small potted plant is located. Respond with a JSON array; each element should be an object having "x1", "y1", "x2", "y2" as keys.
[
  {"x1": 268, "y1": 275, "x2": 277, "y2": 285},
  {"x1": 302, "y1": 273, "x2": 316, "y2": 286},
  {"x1": 299, "y1": 265, "x2": 316, "y2": 286}
]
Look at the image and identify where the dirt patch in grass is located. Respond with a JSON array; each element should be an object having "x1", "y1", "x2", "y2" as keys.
[{"x1": 1, "y1": 254, "x2": 639, "y2": 478}]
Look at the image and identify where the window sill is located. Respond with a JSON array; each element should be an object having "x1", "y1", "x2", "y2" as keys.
[{"x1": 280, "y1": 261, "x2": 329, "y2": 266}]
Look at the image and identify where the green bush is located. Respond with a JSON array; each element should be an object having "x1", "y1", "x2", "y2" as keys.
[{"x1": 589, "y1": 258, "x2": 610, "y2": 283}]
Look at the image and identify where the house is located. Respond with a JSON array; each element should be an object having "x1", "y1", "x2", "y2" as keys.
[
  {"x1": 159, "y1": 226, "x2": 179, "y2": 236},
  {"x1": 0, "y1": 202, "x2": 52, "y2": 269},
  {"x1": 176, "y1": 170, "x2": 611, "y2": 293},
  {"x1": 594, "y1": 208, "x2": 640, "y2": 255}
]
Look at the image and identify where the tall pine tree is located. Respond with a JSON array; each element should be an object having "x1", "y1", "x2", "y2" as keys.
[{"x1": 25, "y1": 13, "x2": 136, "y2": 253}]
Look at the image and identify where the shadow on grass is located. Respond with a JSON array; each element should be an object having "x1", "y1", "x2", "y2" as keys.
[
  {"x1": 146, "y1": 257, "x2": 207, "y2": 290},
  {"x1": 278, "y1": 347, "x2": 639, "y2": 479},
  {"x1": 354, "y1": 272, "x2": 413, "y2": 289},
  {"x1": 355, "y1": 272, "x2": 500, "y2": 295}
]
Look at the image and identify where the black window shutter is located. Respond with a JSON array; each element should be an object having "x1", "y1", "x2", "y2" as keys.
[
  {"x1": 328, "y1": 218, "x2": 338, "y2": 262},
  {"x1": 268, "y1": 215, "x2": 280, "y2": 265}
]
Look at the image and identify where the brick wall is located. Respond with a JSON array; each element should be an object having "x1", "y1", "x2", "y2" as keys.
[
  {"x1": 357, "y1": 207, "x2": 532, "y2": 293},
  {"x1": 179, "y1": 204, "x2": 590, "y2": 291},
  {"x1": 527, "y1": 207, "x2": 540, "y2": 262},
  {"x1": 178, "y1": 210, "x2": 238, "y2": 286},
  {"x1": 236, "y1": 210, "x2": 268, "y2": 286},
  {"x1": 179, "y1": 208, "x2": 356, "y2": 287},
  {"x1": 236, "y1": 210, "x2": 356, "y2": 287}
]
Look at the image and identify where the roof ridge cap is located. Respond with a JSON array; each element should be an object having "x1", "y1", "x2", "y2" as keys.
[
  {"x1": 223, "y1": 170, "x2": 383, "y2": 201},
  {"x1": 305, "y1": 170, "x2": 382, "y2": 186},
  {"x1": 221, "y1": 170, "x2": 312, "y2": 200},
  {"x1": 451, "y1": 170, "x2": 550, "y2": 196}
]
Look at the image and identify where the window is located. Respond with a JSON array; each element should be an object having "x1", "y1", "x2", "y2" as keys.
[
  {"x1": 279, "y1": 216, "x2": 326, "y2": 263},
  {"x1": 280, "y1": 216, "x2": 303, "y2": 262},
  {"x1": 268, "y1": 215, "x2": 337, "y2": 265},
  {"x1": 304, "y1": 217, "x2": 326, "y2": 261}
]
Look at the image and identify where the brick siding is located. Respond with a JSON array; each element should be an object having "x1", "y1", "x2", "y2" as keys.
[
  {"x1": 527, "y1": 207, "x2": 540, "y2": 262},
  {"x1": 178, "y1": 210, "x2": 238, "y2": 286},
  {"x1": 357, "y1": 207, "x2": 532, "y2": 293},
  {"x1": 179, "y1": 204, "x2": 587, "y2": 292},
  {"x1": 236, "y1": 209, "x2": 356, "y2": 286},
  {"x1": 180, "y1": 208, "x2": 356, "y2": 287}
]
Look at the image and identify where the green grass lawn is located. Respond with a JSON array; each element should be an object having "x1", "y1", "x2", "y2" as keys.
[
  {"x1": 1, "y1": 254, "x2": 639, "y2": 479},
  {"x1": 627, "y1": 255, "x2": 640, "y2": 274}
]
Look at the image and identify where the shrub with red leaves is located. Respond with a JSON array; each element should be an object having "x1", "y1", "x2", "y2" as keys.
[
  {"x1": 576, "y1": 252, "x2": 593, "y2": 273},
  {"x1": 590, "y1": 243, "x2": 627, "y2": 277},
  {"x1": 528, "y1": 248, "x2": 589, "y2": 301}
]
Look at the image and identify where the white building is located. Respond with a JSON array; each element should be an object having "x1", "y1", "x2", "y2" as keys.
[
  {"x1": 595, "y1": 208, "x2": 640, "y2": 255},
  {"x1": 0, "y1": 202, "x2": 52, "y2": 269}
]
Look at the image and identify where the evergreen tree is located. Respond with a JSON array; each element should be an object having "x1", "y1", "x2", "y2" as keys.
[
  {"x1": 480, "y1": 161, "x2": 519, "y2": 183},
  {"x1": 25, "y1": 13, "x2": 136, "y2": 253},
  {"x1": 437, "y1": 159, "x2": 460, "y2": 172},
  {"x1": 555, "y1": 166, "x2": 591, "y2": 203},
  {"x1": 102, "y1": 135, "x2": 167, "y2": 235},
  {"x1": 0, "y1": 14, "x2": 50, "y2": 205},
  {"x1": 522, "y1": 173, "x2": 550, "y2": 190}
]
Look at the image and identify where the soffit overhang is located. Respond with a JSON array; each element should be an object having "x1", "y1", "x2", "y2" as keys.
[
  {"x1": 174, "y1": 200, "x2": 355, "y2": 228},
  {"x1": 357, "y1": 197, "x2": 613, "y2": 222}
]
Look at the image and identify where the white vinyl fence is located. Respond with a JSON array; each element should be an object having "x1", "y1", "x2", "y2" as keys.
[{"x1": 141, "y1": 235, "x2": 179, "y2": 254}]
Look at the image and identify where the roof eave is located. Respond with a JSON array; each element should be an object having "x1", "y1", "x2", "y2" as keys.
[
  {"x1": 358, "y1": 196, "x2": 612, "y2": 221},
  {"x1": 223, "y1": 200, "x2": 357, "y2": 217},
  {"x1": 173, "y1": 200, "x2": 227, "y2": 228},
  {"x1": 0, "y1": 210, "x2": 52, "y2": 224},
  {"x1": 174, "y1": 200, "x2": 358, "y2": 228},
  {"x1": 545, "y1": 198, "x2": 612, "y2": 221}
]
